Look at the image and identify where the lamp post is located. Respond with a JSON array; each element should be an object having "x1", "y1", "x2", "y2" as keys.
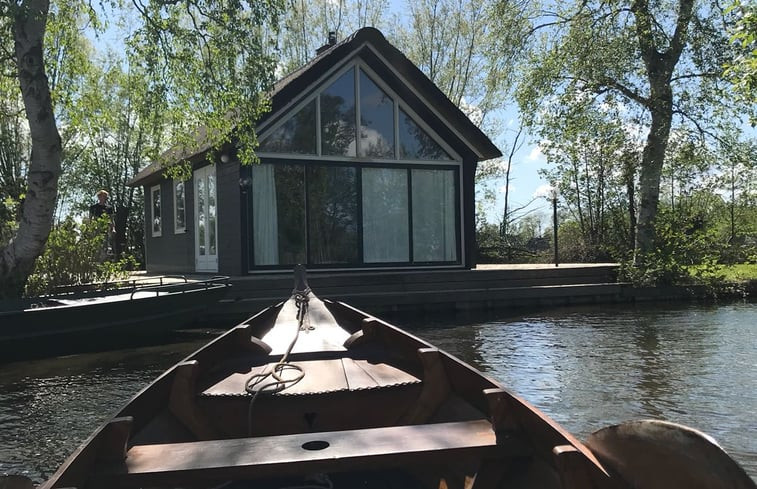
[{"x1": 548, "y1": 185, "x2": 559, "y2": 267}]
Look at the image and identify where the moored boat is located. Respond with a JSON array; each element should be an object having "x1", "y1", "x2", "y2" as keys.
[
  {"x1": 31, "y1": 268, "x2": 755, "y2": 489},
  {"x1": 0, "y1": 276, "x2": 230, "y2": 363}
]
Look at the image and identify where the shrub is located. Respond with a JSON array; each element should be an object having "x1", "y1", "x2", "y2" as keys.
[{"x1": 25, "y1": 216, "x2": 137, "y2": 297}]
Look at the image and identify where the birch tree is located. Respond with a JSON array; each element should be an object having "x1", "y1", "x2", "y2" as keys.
[{"x1": 0, "y1": 0, "x2": 283, "y2": 299}]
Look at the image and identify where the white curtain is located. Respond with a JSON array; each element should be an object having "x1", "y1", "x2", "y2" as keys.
[
  {"x1": 362, "y1": 168, "x2": 409, "y2": 262},
  {"x1": 412, "y1": 169, "x2": 457, "y2": 262},
  {"x1": 252, "y1": 164, "x2": 279, "y2": 265}
]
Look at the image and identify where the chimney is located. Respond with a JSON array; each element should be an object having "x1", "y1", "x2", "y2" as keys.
[{"x1": 316, "y1": 31, "x2": 338, "y2": 55}]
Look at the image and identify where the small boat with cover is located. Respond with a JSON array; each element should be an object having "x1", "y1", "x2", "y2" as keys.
[
  {"x1": 0, "y1": 276, "x2": 230, "y2": 362},
  {"x1": 25, "y1": 267, "x2": 755, "y2": 489}
]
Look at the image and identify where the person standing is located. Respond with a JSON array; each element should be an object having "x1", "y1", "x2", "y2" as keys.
[{"x1": 90, "y1": 190, "x2": 115, "y2": 257}]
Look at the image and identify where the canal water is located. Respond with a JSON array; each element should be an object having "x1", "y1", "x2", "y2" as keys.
[{"x1": 1, "y1": 301, "x2": 755, "y2": 483}]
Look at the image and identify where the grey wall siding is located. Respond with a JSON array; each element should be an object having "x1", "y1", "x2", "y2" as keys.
[
  {"x1": 216, "y1": 160, "x2": 242, "y2": 275},
  {"x1": 463, "y1": 155, "x2": 477, "y2": 269},
  {"x1": 143, "y1": 179, "x2": 194, "y2": 273}
]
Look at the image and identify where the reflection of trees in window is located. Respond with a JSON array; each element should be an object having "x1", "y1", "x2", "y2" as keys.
[
  {"x1": 321, "y1": 70, "x2": 357, "y2": 156},
  {"x1": 152, "y1": 187, "x2": 161, "y2": 235},
  {"x1": 359, "y1": 70, "x2": 394, "y2": 158},
  {"x1": 399, "y1": 109, "x2": 451, "y2": 160},
  {"x1": 307, "y1": 166, "x2": 358, "y2": 263},
  {"x1": 259, "y1": 100, "x2": 316, "y2": 154},
  {"x1": 174, "y1": 181, "x2": 186, "y2": 231},
  {"x1": 274, "y1": 165, "x2": 306, "y2": 264}
]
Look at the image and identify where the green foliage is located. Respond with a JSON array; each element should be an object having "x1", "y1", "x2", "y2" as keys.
[
  {"x1": 25, "y1": 217, "x2": 137, "y2": 297},
  {"x1": 725, "y1": 0, "x2": 757, "y2": 111},
  {"x1": 127, "y1": 0, "x2": 284, "y2": 167},
  {"x1": 619, "y1": 208, "x2": 725, "y2": 287}
]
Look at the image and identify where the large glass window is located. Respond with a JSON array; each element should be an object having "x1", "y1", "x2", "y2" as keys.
[
  {"x1": 321, "y1": 70, "x2": 357, "y2": 157},
  {"x1": 412, "y1": 169, "x2": 457, "y2": 262},
  {"x1": 359, "y1": 70, "x2": 394, "y2": 158},
  {"x1": 251, "y1": 164, "x2": 306, "y2": 266},
  {"x1": 258, "y1": 100, "x2": 317, "y2": 155},
  {"x1": 249, "y1": 163, "x2": 459, "y2": 268},
  {"x1": 307, "y1": 166, "x2": 358, "y2": 264},
  {"x1": 362, "y1": 168, "x2": 408, "y2": 262}
]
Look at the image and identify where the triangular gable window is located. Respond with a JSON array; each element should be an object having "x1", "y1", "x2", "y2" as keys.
[
  {"x1": 259, "y1": 64, "x2": 455, "y2": 161},
  {"x1": 399, "y1": 108, "x2": 452, "y2": 160},
  {"x1": 258, "y1": 99, "x2": 317, "y2": 155}
]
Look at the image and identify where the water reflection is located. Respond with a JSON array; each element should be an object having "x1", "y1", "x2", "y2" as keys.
[{"x1": 416, "y1": 302, "x2": 757, "y2": 478}]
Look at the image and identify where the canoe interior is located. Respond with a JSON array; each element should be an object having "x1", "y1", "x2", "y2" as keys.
[{"x1": 40, "y1": 292, "x2": 622, "y2": 489}]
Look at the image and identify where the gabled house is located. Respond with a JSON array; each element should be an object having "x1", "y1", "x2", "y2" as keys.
[{"x1": 128, "y1": 27, "x2": 501, "y2": 275}]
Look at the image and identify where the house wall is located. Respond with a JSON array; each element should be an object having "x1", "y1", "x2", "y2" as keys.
[
  {"x1": 143, "y1": 160, "x2": 243, "y2": 276},
  {"x1": 216, "y1": 159, "x2": 242, "y2": 275},
  {"x1": 463, "y1": 155, "x2": 477, "y2": 269},
  {"x1": 143, "y1": 178, "x2": 195, "y2": 274}
]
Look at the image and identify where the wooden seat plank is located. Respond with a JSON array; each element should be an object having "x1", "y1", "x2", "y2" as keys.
[
  {"x1": 202, "y1": 358, "x2": 418, "y2": 397},
  {"x1": 341, "y1": 358, "x2": 380, "y2": 390},
  {"x1": 351, "y1": 358, "x2": 420, "y2": 387},
  {"x1": 94, "y1": 420, "x2": 524, "y2": 487}
]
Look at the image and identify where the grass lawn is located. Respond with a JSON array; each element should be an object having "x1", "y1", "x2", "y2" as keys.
[{"x1": 690, "y1": 263, "x2": 757, "y2": 282}]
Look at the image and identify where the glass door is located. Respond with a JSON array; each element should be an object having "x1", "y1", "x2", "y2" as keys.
[{"x1": 194, "y1": 165, "x2": 218, "y2": 272}]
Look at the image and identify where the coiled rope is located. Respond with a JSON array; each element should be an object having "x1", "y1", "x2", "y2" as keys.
[{"x1": 245, "y1": 289, "x2": 310, "y2": 435}]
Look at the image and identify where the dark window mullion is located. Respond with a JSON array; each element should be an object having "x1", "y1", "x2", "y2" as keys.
[
  {"x1": 357, "y1": 166, "x2": 364, "y2": 265},
  {"x1": 407, "y1": 168, "x2": 414, "y2": 263},
  {"x1": 304, "y1": 164, "x2": 310, "y2": 266}
]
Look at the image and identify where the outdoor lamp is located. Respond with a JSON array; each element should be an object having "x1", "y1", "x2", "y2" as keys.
[{"x1": 548, "y1": 185, "x2": 559, "y2": 267}]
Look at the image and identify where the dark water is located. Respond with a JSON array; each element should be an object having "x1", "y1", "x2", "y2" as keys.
[{"x1": 1, "y1": 302, "x2": 755, "y2": 483}]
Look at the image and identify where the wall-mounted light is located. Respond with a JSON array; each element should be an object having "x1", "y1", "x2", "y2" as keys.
[
  {"x1": 239, "y1": 176, "x2": 252, "y2": 192},
  {"x1": 220, "y1": 153, "x2": 231, "y2": 163}
]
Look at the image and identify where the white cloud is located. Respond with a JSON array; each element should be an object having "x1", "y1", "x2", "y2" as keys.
[
  {"x1": 528, "y1": 145, "x2": 543, "y2": 161},
  {"x1": 533, "y1": 184, "x2": 554, "y2": 199}
]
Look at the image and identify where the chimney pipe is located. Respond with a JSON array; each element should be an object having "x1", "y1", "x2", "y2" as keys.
[{"x1": 316, "y1": 32, "x2": 338, "y2": 55}]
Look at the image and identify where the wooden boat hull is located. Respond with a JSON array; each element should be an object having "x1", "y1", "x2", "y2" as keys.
[
  {"x1": 33, "y1": 271, "x2": 755, "y2": 489},
  {"x1": 0, "y1": 278, "x2": 230, "y2": 362}
]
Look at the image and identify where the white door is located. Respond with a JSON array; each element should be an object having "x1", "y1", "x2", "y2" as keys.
[{"x1": 194, "y1": 165, "x2": 218, "y2": 272}]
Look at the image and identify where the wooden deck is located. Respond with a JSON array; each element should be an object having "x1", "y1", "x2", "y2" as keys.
[{"x1": 200, "y1": 264, "x2": 623, "y2": 323}]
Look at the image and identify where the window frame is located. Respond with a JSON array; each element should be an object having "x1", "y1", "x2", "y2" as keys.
[
  {"x1": 150, "y1": 184, "x2": 162, "y2": 237},
  {"x1": 173, "y1": 179, "x2": 186, "y2": 234}
]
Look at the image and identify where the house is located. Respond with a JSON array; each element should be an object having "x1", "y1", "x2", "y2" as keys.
[{"x1": 128, "y1": 27, "x2": 501, "y2": 275}]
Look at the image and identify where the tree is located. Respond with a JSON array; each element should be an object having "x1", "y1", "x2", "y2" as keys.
[
  {"x1": 277, "y1": 0, "x2": 390, "y2": 74},
  {"x1": 514, "y1": 0, "x2": 749, "y2": 263},
  {"x1": 0, "y1": 0, "x2": 283, "y2": 299},
  {"x1": 538, "y1": 103, "x2": 639, "y2": 260},
  {"x1": 726, "y1": 0, "x2": 757, "y2": 108},
  {"x1": 389, "y1": 0, "x2": 523, "y2": 133}
]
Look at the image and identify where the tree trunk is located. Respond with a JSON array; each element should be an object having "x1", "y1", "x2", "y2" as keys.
[
  {"x1": 623, "y1": 154, "x2": 637, "y2": 253},
  {"x1": 635, "y1": 92, "x2": 673, "y2": 261},
  {"x1": 631, "y1": 0, "x2": 693, "y2": 263},
  {"x1": 0, "y1": 0, "x2": 61, "y2": 299}
]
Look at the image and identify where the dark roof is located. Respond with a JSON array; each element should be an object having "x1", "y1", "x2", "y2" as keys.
[{"x1": 128, "y1": 27, "x2": 501, "y2": 187}]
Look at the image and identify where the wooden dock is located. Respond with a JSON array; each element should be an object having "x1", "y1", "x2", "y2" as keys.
[{"x1": 205, "y1": 264, "x2": 622, "y2": 324}]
